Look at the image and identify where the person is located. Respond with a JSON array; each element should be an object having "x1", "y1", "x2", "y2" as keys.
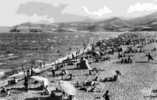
[
  {"x1": 42, "y1": 86, "x2": 50, "y2": 95},
  {"x1": 83, "y1": 58, "x2": 93, "y2": 75},
  {"x1": 78, "y1": 57, "x2": 92, "y2": 74},
  {"x1": 60, "y1": 69, "x2": 68, "y2": 79},
  {"x1": 118, "y1": 52, "x2": 122, "y2": 59},
  {"x1": 24, "y1": 75, "x2": 28, "y2": 91},
  {"x1": 51, "y1": 69, "x2": 55, "y2": 77},
  {"x1": 50, "y1": 91, "x2": 56, "y2": 97},
  {"x1": 26, "y1": 69, "x2": 31, "y2": 78},
  {"x1": 62, "y1": 69, "x2": 68, "y2": 75},
  {"x1": 87, "y1": 86, "x2": 96, "y2": 92},
  {"x1": 12, "y1": 77, "x2": 17, "y2": 84},
  {"x1": 93, "y1": 76, "x2": 98, "y2": 81},
  {"x1": 39, "y1": 62, "x2": 42, "y2": 68},
  {"x1": 128, "y1": 56, "x2": 133, "y2": 63},
  {"x1": 75, "y1": 81, "x2": 80, "y2": 88},
  {"x1": 103, "y1": 90, "x2": 110, "y2": 100},
  {"x1": 72, "y1": 53, "x2": 75, "y2": 59},
  {"x1": 1, "y1": 87, "x2": 7, "y2": 94},
  {"x1": 30, "y1": 67, "x2": 34, "y2": 76},
  {"x1": 69, "y1": 95, "x2": 74, "y2": 100},
  {"x1": 146, "y1": 52, "x2": 154, "y2": 62},
  {"x1": 0, "y1": 87, "x2": 10, "y2": 96},
  {"x1": 120, "y1": 58, "x2": 124, "y2": 64},
  {"x1": 84, "y1": 57, "x2": 92, "y2": 75},
  {"x1": 51, "y1": 66, "x2": 56, "y2": 77},
  {"x1": 67, "y1": 73, "x2": 73, "y2": 80}
]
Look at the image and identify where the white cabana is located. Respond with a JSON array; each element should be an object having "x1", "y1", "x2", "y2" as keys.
[
  {"x1": 59, "y1": 80, "x2": 76, "y2": 96},
  {"x1": 31, "y1": 76, "x2": 49, "y2": 87}
]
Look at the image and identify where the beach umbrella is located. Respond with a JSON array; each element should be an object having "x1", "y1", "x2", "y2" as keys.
[
  {"x1": 31, "y1": 76, "x2": 49, "y2": 87},
  {"x1": 59, "y1": 80, "x2": 76, "y2": 95}
]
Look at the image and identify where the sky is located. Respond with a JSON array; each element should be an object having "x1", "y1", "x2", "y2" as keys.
[{"x1": 1, "y1": 0, "x2": 157, "y2": 26}]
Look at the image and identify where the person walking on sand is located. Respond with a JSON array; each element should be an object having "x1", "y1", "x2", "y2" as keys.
[
  {"x1": 24, "y1": 75, "x2": 28, "y2": 91},
  {"x1": 103, "y1": 90, "x2": 110, "y2": 100},
  {"x1": 51, "y1": 66, "x2": 56, "y2": 77},
  {"x1": 146, "y1": 52, "x2": 154, "y2": 62},
  {"x1": 24, "y1": 71, "x2": 29, "y2": 91},
  {"x1": 84, "y1": 57, "x2": 92, "y2": 75}
]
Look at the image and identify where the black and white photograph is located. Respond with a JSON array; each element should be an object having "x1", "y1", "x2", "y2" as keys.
[{"x1": 0, "y1": 0, "x2": 157, "y2": 100}]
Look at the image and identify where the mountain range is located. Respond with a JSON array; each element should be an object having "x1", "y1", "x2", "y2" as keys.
[{"x1": 6, "y1": 11, "x2": 157, "y2": 32}]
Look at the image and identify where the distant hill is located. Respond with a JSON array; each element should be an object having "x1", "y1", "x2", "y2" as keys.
[
  {"x1": 89, "y1": 17, "x2": 131, "y2": 31},
  {"x1": 8, "y1": 11, "x2": 157, "y2": 32},
  {"x1": 127, "y1": 12, "x2": 157, "y2": 31}
]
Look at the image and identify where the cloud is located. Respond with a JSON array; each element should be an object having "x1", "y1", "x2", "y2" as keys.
[
  {"x1": 0, "y1": 0, "x2": 113, "y2": 26},
  {"x1": 82, "y1": 6, "x2": 112, "y2": 18},
  {"x1": 17, "y1": 2, "x2": 66, "y2": 17},
  {"x1": 18, "y1": 14, "x2": 54, "y2": 23},
  {"x1": 128, "y1": 2, "x2": 157, "y2": 13},
  {"x1": 17, "y1": 1, "x2": 86, "y2": 23},
  {"x1": 0, "y1": 0, "x2": 91, "y2": 26}
]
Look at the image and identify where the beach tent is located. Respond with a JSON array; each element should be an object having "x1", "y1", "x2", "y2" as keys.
[
  {"x1": 59, "y1": 80, "x2": 76, "y2": 96},
  {"x1": 78, "y1": 58, "x2": 92, "y2": 70},
  {"x1": 31, "y1": 76, "x2": 49, "y2": 87}
]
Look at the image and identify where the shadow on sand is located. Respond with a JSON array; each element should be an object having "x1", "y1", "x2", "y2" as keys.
[
  {"x1": 135, "y1": 61, "x2": 157, "y2": 64},
  {"x1": 25, "y1": 96, "x2": 61, "y2": 100},
  {"x1": 135, "y1": 61, "x2": 148, "y2": 63},
  {"x1": 66, "y1": 68, "x2": 84, "y2": 71},
  {"x1": 10, "y1": 86, "x2": 42, "y2": 92}
]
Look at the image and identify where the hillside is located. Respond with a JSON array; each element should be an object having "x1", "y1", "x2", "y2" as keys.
[{"x1": 7, "y1": 11, "x2": 157, "y2": 32}]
